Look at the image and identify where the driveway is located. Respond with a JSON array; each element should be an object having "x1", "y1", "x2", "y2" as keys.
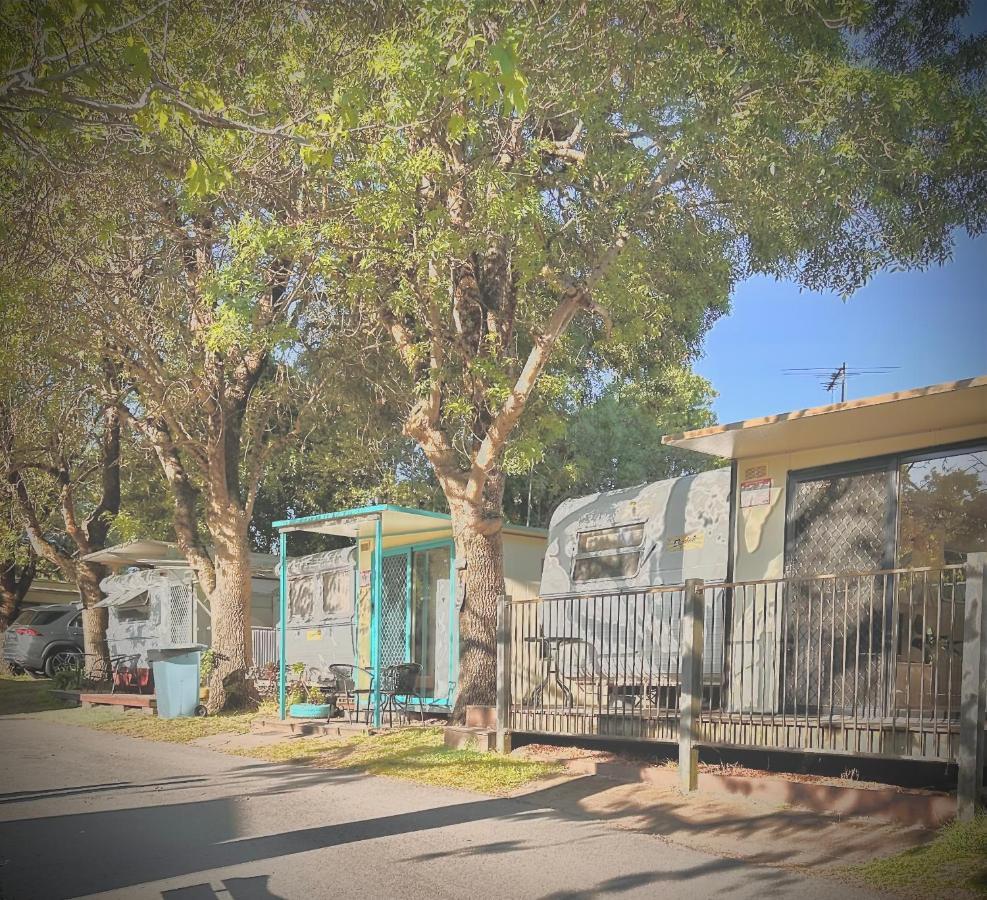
[{"x1": 0, "y1": 715, "x2": 884, "y2": 900}]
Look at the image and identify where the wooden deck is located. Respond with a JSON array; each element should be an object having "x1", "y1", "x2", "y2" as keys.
[{"x1": 80, "y1": 692, "x2": 156, "y2": 714}]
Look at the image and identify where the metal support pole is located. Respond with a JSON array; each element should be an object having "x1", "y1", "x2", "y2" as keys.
[
  {"x1": 278, "y1": 530, "x2": 288, "y2": 720},
  {"x1": 496, "y1": 594, "x2": 512, "y2": 753},
  {"x1": 372, "y1": 515, "x2": 383, "y2": 728},
  {"x1": 679, "y1": 578, "x2": 705, "y2": 793},
  {"x1": 958, "y1": 553, "x2": 987, "y2": 821}
]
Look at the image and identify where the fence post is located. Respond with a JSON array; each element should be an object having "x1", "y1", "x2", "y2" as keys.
[
  {"x1": 679, "y1": 578, "x2": 705, "y2": 792},
  {"x1": 958, "y1": 553, "x2": 987, "y2": 821},
  {"x1": 496, "y1": 594, "x2": 512, "y2": 753}
]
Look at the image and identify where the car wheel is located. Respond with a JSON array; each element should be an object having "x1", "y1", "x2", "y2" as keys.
[{"x1": 45, "y1": 649, "x2": 83, "y2": 678}]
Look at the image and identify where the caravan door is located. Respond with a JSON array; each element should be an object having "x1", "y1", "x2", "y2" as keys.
[{"x1": 379, "y1": 542, "x2": 455, "y2": 707}]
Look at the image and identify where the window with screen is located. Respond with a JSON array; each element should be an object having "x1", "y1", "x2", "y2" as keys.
[
  {"x1": 572, "y1": 523, "x2": 645, "y2": 583},
  {"x1": 116, "y1": 595, "x2": 151, "y2": 623}
]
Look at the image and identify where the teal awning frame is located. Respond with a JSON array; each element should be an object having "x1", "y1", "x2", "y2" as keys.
[{"x1": 273, "y1": 504, "x2": 453, "y2": 727}]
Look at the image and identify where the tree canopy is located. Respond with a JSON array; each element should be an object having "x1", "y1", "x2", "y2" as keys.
[{"x1": 1, "y1": 0, "x2": 984, "y2": 710}]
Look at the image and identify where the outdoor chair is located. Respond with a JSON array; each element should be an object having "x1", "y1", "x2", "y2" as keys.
[
  {"x1": 326, "y1": 663, "x2": 375, "y2": 724},
  {"x1": 378, "y1": 662, "x2": 426, "y2": 726},
  {"x1": 110, "y1": 654, "x2": 151, "y2": 695}
]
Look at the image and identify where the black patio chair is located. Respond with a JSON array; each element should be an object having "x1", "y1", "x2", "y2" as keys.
[
  {"x1": 378, "y1": 662, "x2": 426, "y2": 727},
  {"x1": 326, "y1": 663, "x2": 375, "y2": 724}
]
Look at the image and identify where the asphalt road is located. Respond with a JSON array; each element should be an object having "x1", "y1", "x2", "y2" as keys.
[{"x1": 0, "y1": 715, "x2": 884, "y2": 900}]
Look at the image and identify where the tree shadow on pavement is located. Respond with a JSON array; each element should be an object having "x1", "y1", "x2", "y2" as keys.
[{"x1": 0, "y1": 758, "x2": 821, "y2": 900}]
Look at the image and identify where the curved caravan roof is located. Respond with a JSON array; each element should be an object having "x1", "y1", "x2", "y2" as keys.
[
  {"x1": 95, "y1": 568, "x2": 193, "y2": 608},
  {"x1": 539, "y1": 469, "x2": 731, "y2": 597}
]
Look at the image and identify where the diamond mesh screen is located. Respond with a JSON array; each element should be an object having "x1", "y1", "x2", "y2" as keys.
[
  {"x1": 167, "y1": 583, "x2": 195, "y2": 647},
  {"x1": 784, "y1": 469, "x2": 890, "y2": 713},
  {"x1": 379, "y1": 555, "x2": 408, "y2": 668}
]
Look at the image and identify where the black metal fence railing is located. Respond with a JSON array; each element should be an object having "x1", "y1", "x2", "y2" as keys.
[
  {"x1": 506, "y1": 564, "x2": 976, "y2": 762},
  {"x1": 699, "y1": 565, "x2": 967, "y2": 760},
  {"x1": 508, "y1": 584, "x2": 723, "y2": 743}
]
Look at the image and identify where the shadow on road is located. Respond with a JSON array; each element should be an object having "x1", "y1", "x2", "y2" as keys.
[{"x1": 0, "y1": 757, "x2": 816, "y2": 900}]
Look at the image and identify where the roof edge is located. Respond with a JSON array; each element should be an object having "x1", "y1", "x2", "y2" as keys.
[{"x1": 661, "y1": 375, "x2": 987, "y2": 450}]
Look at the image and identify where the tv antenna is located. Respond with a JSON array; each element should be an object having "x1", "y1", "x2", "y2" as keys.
[{"x1": 781, "y1": 363, "x2": 899, "y2": 403}]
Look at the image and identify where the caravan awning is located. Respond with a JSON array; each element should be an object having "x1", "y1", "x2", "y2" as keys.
[
  {"x1": 272, "y1": 502, "x2": 546, "y2": 539},
  {"x1": 94, "y1": 584, "x2": 149, "y2": 608},
  {"x1": 273, "y1": 504, "x2": 452, "y2": 538}
]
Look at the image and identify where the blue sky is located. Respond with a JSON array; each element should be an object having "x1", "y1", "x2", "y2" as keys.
[
  {"x1": 695, "y1": 2, "x2": 987, "y2": 425},
  {"x1": 695, "y1": 231, "x2": 987, "y2": 425}
]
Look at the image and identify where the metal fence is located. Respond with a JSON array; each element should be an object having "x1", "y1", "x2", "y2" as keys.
[
  {"x1": 251, "y1": 626, "x2": 278, "y2": 668},
  {"x1": 700, "y1": 566, "x2": 967, "y2": 760},
  {"x1": 508, "y1": 585, "x2": 723, "y2": 742},
  {"x1": 506, "y1": 564, "x2": 980, "y2": 763}
]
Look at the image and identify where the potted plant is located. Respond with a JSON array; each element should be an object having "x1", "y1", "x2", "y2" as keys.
[
  {"x1": 289, "y1": 682, "x2": 332, "y2": 719},
  {"x1": 199, "y1": 649, "x2": 216, "y2": 701}
]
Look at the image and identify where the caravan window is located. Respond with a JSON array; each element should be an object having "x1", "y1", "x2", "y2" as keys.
[
  {"x1": 117, "y1": 594, "x2": 151, "y2": 623},
  {"x1": 573, "y1": 523, "x2": 645, "y2": 582},
  {"x1": 321, "y1": 568, "x2": 352, "y2": 616}
]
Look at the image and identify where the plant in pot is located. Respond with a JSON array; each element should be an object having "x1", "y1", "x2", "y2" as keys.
[
  {"x1": 289, "y1": 680, "x2": 332, "y2": 720},
  {"x1": 199, "y1": 649, "x2": 216, "y2": 702}
]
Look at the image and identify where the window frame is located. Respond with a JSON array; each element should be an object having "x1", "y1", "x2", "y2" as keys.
[
  {"x1": 571, "y1": 520, "x2": 647, "y2": 584},
  {"x1": 784, "y1": 438, "x2": 987, "y2": 573}
]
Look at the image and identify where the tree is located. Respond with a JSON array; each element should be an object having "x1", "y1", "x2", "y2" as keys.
[
  {"x1": 504, "y1": 373, "x2": 718, "y2": 528},
  {"x1": 0, "y1": 511, "x2": 36, "y2": 635},
  {"x1": 0, "y1": 288, "x2": 121, "y2": 676},
  {"x1": 0, "y1": 3, "x2": 367, "y2": 708}
]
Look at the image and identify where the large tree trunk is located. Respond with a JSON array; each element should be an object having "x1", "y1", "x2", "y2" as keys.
[
  {"x1": 204, "y1": 507, "x2": 254, "y2": 713},
  {"x1": 449, "y1": 470, "x2": 507, "y2": 722},
  {"x1": 76, "y1": 562, "x2": 111, "y2": 680}
]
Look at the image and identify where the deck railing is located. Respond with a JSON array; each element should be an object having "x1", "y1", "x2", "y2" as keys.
[
  {"x1": 700, "y1": 566, "x2": 966, "y2": 760},
  {"x1": 505, "y1": 562, "x2": 983, "y2": 765}
]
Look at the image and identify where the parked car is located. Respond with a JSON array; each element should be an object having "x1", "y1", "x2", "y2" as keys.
[{"x1": 2, "y1": 605, "x2": 84, "y2": 677}]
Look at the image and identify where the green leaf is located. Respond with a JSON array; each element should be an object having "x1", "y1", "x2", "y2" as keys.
[{"x1": 121, "y1": 37, "x2": 151, "y2": 81}]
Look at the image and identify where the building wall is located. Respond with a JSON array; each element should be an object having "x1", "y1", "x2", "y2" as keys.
[
  {"x1": 732, "y1": 422, "x2": 987, "y2": 582},
  {"x1": 504, "y1": 533, "x2": 548, "y2": 602}
]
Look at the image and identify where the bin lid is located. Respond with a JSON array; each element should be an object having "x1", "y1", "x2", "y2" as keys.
[{"x1": 147, "y1": 644, "x2": 207, "y2": 661}]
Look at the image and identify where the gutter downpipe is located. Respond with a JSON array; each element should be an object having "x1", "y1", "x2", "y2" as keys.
[{"x1": 278, "y1": 529, "x2": 287, "y2": 720}]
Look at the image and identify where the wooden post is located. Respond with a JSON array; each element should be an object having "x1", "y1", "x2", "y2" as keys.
[
  {"x1": 679, "y1": 578, "x2": 705, "y2": 792},
  {"x1": 958, "y1": 552, "x2": 987, "y2": 821},
  {"x1": 496, "y1": 594, "x2": 512, "y2": 754}
]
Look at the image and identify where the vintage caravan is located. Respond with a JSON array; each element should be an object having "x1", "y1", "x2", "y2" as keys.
[{"x1": 84, "y1": 540, "x2": 279, "y2": 667}]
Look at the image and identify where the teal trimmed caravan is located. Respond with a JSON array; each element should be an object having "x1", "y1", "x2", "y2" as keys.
[{"x1": 273, "y1": 505, "x2": 546, "y2": 724}]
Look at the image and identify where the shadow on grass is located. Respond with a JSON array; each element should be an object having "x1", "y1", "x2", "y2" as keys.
[{"x1": 0, "y1": 675, "x2": 73, "y2": 716}]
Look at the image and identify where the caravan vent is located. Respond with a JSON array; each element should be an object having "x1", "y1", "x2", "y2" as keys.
[{"x1": 167, "y1": 582, "x2": 195, "y2": 646}]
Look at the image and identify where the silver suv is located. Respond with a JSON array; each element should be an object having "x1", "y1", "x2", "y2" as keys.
[{"x1": 2, "y1": 605, "x2": 84, "y2": 676}]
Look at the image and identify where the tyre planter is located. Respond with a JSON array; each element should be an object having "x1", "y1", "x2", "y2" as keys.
[{"x1": 289, "y1": 702, "x2": 332, "y2": 719}]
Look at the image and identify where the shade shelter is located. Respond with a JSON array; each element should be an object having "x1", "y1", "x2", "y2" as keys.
[{"x1": 272, "y1": 504, "x2": 547, "y2": 725}]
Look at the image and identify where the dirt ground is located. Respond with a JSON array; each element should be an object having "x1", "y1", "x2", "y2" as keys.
[{"x1": 510, "y1": 774, "x2": 931, "y2": 873}]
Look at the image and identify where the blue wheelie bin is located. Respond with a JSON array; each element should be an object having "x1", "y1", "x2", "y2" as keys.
[{"x1": 148, "y1": 646, "x2": 205, "y2": 718}]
